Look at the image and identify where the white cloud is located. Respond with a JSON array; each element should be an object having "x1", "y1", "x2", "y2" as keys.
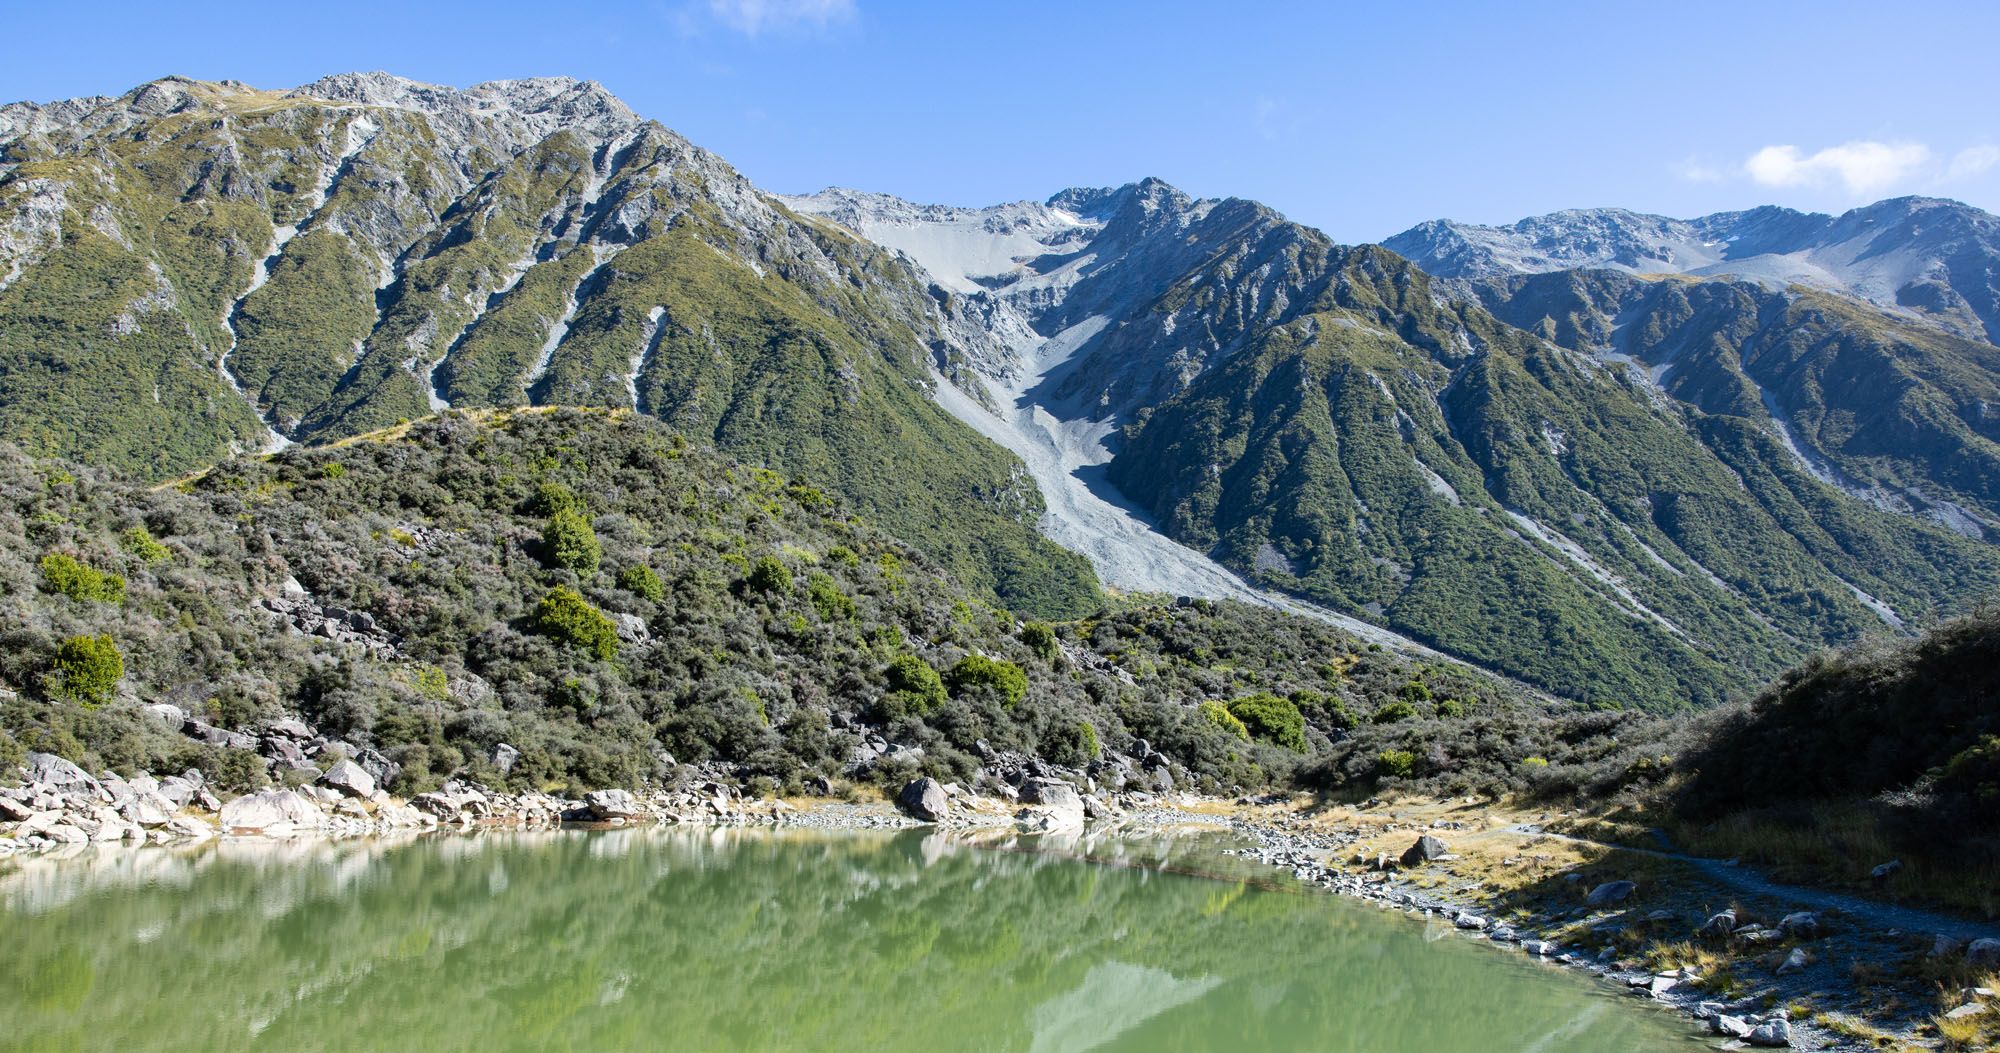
[
  {"x1": 707, "y1": 0, "x2": 855, "y2": 35},
  {"x1": 1743, "y1": 140, "x2": 1931, "y2": 195},
  {"x1": 1946, "y1": 144, "x2": 2000, "y2": 181},
  {"x1": 1674, "y1": 156, "x2": 1726, "y2": 183}
]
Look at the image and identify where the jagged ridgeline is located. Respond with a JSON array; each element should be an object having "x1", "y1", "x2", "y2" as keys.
[
  {"x1": 0, "y1": 74, "x2": 1094, "y2": 616},
  {"x1": 0, "y1": 409, "x2": 1658, "y2": 796}
]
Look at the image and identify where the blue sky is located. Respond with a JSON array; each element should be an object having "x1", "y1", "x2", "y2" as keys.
[{"x1": 6, "y1": 0, "x2": 1997, "y2": 241}]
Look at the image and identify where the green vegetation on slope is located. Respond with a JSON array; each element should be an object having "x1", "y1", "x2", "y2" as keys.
[{"x1": 0, "y1": 409, "x2": 1653, "y2": 801}]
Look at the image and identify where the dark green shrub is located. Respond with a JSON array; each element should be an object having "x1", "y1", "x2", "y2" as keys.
[
  {"x1": 618, "y1": 564, "x2": 666, "y2": 602},
  {"x1": 39, "y1": 554, "x2": 125, "y2": 604},
  {"x1": 807, "y1": 571, "x2": 856, "y2": 621},
  {"x1": 945, "y1": 654, "x2": 1027, "y2": 707},
  {"x1": 1372, "y1": 700, "x2": 1418, "y2": 724},
  {"x1": 530, "y1": 586, "x2": 619, "y2": 660},
  {"x1": 48, "y1": 635, "x2": 123, "y2": 706},
  {"x1": 530, "y1": 481, "x2": 584, "y2": 516},
  {"x1": 1021, "y1": 621, "x2": 1060, "y2": 663},
  {"x1": 1227, "y1": 692, "x2": 1308, "y2": 752},
  {"x1": 883, "y1": 654, "x2": 946, "y2": 716},
  {"x1": 747, "y1": 555, "x2": 792, "y2": 595},
  {"x1": 543, "y1": 507, "x2": 601, "y2": 575},
  {"x1": 1043, "y1": 720, "x2": 1100, "y2": 766}
]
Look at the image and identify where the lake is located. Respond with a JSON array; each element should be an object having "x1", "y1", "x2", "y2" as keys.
[{"x1": 0, "y1": 827, "x2": 1691, "y2": 1052}]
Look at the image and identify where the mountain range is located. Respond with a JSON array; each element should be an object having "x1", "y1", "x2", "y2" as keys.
[{"x1": 6, "y1": 72, "x2": 2000, "y2": 710}]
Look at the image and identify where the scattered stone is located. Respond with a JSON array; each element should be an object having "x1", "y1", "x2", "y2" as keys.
[
  {"x1": 1712, "y1": 1015, "x2": 1754, "y2": 1039},
  {"x1": 1933, "y1": 935, "x2": 1967, "y2": 959},
  {"x1": 1944, "y1": 1003, "x2": 1988, "y2": 1021},
  {"x1": 1776, "y1": 947, "x2": 1809, "y2": 975},
  {"x1": 894, "y1": 778, "x2": 949, "y2": 822},
  {"x1": 1967, "y1": 938, "x2": 2000, "y2": 968},
  {"x1": 1698, "y1": 909, "x2": 1738, "y2": 940},
  {"x1": 1584, "y1": 880, "x2": 1636, "y2": 907},
  {"x1": 1869, "y1": 859, "x2": 1903, "y2": 884},
  {"x1": 1521, "y1": 940, "x2": 1557, "y2": 956}
]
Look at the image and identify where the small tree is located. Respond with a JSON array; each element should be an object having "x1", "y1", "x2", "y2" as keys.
[
  {"x1": 530, "y1": 586, "x2": 619, "y2": 660},
  {"x1": 543, "y1": 507, "x2": 601, "y2": 575},
  {"x1": 119, "y1": 526, "x2": 172, "y2": 565},
  {"x1": 49, "y1": 634, "x2": 124, "y2": 706}
]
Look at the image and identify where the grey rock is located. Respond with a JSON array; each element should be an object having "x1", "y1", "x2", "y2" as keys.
[
  {"x1": 1933, "y1": 935, "x2": 1967, "y2": 959},
  {"x1": 1400, "y1": 834, "x2": 1449, "y2": 868},
  {"x1": 584, "y1": 789, "x2": 646, "y2": 821},
  {"x1": 1712, "y1": 1015, "x2": 1754, "y2": 1039},
  {"x1": 1967, "y1": 938, "x2": 2000, "y2": 967},
  {"x1": 1747, "y1": 1018, "x2": 1791, "y2": 1047},
  {"x1": 1584, "y1": 880, "x2": 1636, "y2": 907},
  {"x1": 612, "y1": 612, "x2": 649, "y2": 644},
  {"x1": 317, "y1": 759, "x2": 377, "y2": 799},
  {"x1": 1777, "y1": 911, "x2": 1820, "y2": 939},
  {"x1": 182, "y1": 720, "x2": 257, "y2": 750},
  {"x1": 119, "y1": 792, "x2": 174, "y2": 828},
  {"x1": 1698, "y1": 909, "x2": 1738, "y2": 940},
  {"x1": 217, "y1": 790, "x2": 323, "y2": 834},
  {"x1": 1520, "y1": 940, "x2": 1557, "y2": 956},
  {"x1": 895, "y1": 778, "x2": 949, "y2": 822},
  {"x1": 491, "y1": 743, "x2": 521, "y2": 775},
  {"x1": 142, "y1": 703, "x2": 187, "y2": 726},
  {"x1": 264, "y1": 718, "x2": 313, "y2": 740},
  {"x1": 25, "y1": 752, "x2": 98, "y2": 795},
  {"x1": 1776, "y1": 947, "x2": 1809, "y2": 975},
  {"x1": 1870, "y1": 858, "x2": 1904, "y2": 882}
]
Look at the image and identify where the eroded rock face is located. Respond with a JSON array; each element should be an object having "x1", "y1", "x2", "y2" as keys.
[
  {"x1": 895, "y1": 778, "x2": 949, "y2": 822},
  {"x1": 217, "y1": 790, "x2": 323, "y2": 834}
]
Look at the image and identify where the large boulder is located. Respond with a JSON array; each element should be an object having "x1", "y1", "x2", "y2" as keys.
[
  {"x1": 1585, "y1": 880, "x2": 1637, "y2": 907},
  {"x1": 1967, "y1": 938, "x2": 2000, "y2": 967},
  {"x1": 1019, "y1": 777, "x2": 1086, "y2": 828},
  {"x1": 1401, "y1": 835, "x2": 1450, "y2": 868},
  {"x1": 584, "y1": 789, "x2": 646, "y2": 821},
  {"x1": 25, "y1": 752, "x2": 99, "y2": 796},
  {"x1": 217, "y1": 790, "x2": 323, "y2": 834},
  {"x1": 1746, "y1": 1018, "x2": 1791, "y2": 1047},
  {"x1": 317, "y1": 759, "x2": 377, "y2": 799},
  {"x1": 895, "y1": 778, "x2": 950, "y2": 822}
]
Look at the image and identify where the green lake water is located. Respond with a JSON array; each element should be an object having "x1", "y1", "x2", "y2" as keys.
[{"x1": 0, "y1": 827, "x2": 1693, "y2": 1052}]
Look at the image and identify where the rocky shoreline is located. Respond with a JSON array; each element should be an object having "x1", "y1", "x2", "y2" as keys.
[{"x1": 7, "y1": 753, "x2": 1987, "y2": 1050}]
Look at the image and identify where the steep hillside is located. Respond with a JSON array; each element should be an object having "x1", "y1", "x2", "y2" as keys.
[
  {"x1": 1384, "y1": 196, "x2": 2000, "y2": 344},
  {"x1": 1670, "y1": 608, "x2": 2000, "y2": 916},
  {"x1": 0, "y1": 74, "x2": 1093, "y2": 615},
  {"x1": 800, "y1": 185, "x2": 2000, "y2": 710},
  {"x1": 1, "y1": 409, "x2": 1643, "y2": 799},
  {"x1": 1468, "y1": 269, "x2": 2000, "y2": 535}
]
